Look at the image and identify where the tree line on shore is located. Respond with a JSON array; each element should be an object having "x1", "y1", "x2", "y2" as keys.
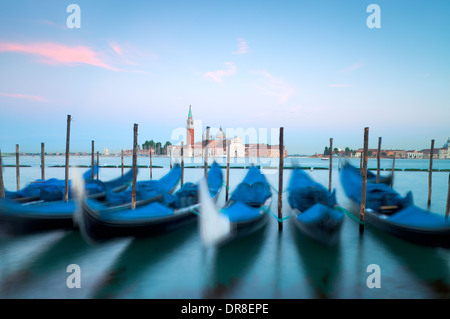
[
  {"x1": 323, "y1": 146, "x2": 356, "y2": 157},
  {"x1": 142, "y1": 140, "x2": 172, "y2": 155}
]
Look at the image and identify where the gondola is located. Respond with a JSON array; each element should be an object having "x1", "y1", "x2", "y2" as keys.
[
  {"x1": 200, "y1": 165, "x2": 272, "y2": 247},
  {"x1": 340, "y1": 162, "x2": 450, "y2": 248},
  {"x1": 78, "y1": 162, "x2": 223, "y2": 243},
  {"x1": 4, "y1": 166, "x2": 102, "y2": 203},
  {"x1": 0, "y1": 167, "x2": 135, "y2": 236},
  {"x1": 288, "y1": 168, "x2": 344, "y2": 246}
]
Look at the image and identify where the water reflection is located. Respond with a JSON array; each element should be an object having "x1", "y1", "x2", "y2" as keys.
[
  {"x1": 90, "y1": 224, "x2": 197, "y2": 299},
  {"x1": 202, "y1": 225, "x2": 267, "y2": 298},
  {"x1": 290, "y1": 222, "x2": 342, "y2": 298},
  {"x1": 366, "y1": 227, "x2": 450, "y2": 298},
  {"x1": 0, "y1": 231, "x2": 71, "y2": 297}
]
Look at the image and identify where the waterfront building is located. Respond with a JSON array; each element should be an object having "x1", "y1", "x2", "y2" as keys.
[{"x1": 170, "y1": 106, "x2": 287, "y2": 158}]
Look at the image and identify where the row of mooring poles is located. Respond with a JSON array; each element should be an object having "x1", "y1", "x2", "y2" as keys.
[{"x1": 2, "y1": 119, "x2": 450, "y2": 226}]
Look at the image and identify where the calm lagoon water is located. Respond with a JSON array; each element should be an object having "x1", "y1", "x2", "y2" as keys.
[{"x1": 1, "y1": 156, "x2": 450, "y2": 299}]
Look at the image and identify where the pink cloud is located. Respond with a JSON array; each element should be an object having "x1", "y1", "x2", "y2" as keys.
[
  {"x1": 110, "y1": 41, "x2": 123, "y2": 56},
  {"x1": 109, "y1": 41, "x2": 139, "y2": 66},
  {"x1": 0, "y1": 41, "x2": 119, "y2": 71},
  {"x1": 254, "y1": 70, "x2": 295, "y2": 103},
  {"x1": 232, "y1": 38, "x2": 249, "y2": 55},
  {"x1": 0, "y1": 92, "x2": 47, "y2": 102},
  {"x1": 204, "y1": 62, "x2": 237, "y2": 83},
  {"x1": 38, "y1": 19, "x2": 68, "y2": 30}
]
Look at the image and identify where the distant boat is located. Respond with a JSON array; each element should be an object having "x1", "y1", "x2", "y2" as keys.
[
  {"x1": 288, "y1": 168, "x2": 344, "y2": 246},
  {"x1": 78, "y1": 162, "x2": 223, "y2": 243},
  {"x1": 0, "y1": 167, "x2": 134, "y2": 237},
  {"x1": 200, "y1": 165, "x2": 272, "y2": 247},
  {"x1": 340, "y1": 162, "x2": 450, "y2": 248}
]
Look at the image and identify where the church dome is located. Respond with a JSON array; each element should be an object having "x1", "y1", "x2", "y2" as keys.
[
  {"x1": 216, "y1": 127, "x2": 226, "y2": 141},
  {"x1": 444, "y1": 137, "x2": 450, "y2": 149}
]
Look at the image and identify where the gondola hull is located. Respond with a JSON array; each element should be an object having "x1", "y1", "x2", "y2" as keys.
[
  {"x1": 290, "y1": 205, "x2": 344, "y2": 246},
  {"x1": 80, "y1": 200, "x2": 198, "y2": 242},
  {"x1": 0, "y1": 200, "x2": 76, "y2": 236},
  {"x1": 287, "y1": 168, "x2": 344, "y2": 246},
  {"x1": 0, "y1": 166, "x2": 175, "y2": 237},
  {"x1": 347, "y1": 201, "x2": 450, "y2": 248},
  {"x1": 79, "y1": 162, "x2": 223, "y2": 243},
  {"x1": 216, "y1": 199, "x2": 271, "y2": 247},
  {"x1": 209, "y1": 166, "x2": 273, "y2": 247}
]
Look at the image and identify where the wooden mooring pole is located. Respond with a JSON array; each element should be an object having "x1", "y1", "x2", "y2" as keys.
[
  {"x1": 181, "y1": 142, "x2": 184, "y2": 186},
  {"x1": 96, "y1": 151, "x2": 99, "y2": 180},
  {"x1": 15, "y1": 144, "x2": 20, "y2": 191},
  {"x1": 91, "y1": 140, "x2": 95, "y2": 180},
  {"x1": 64, "y1": 115, "x2": 71, "y2": 202},
  {"x1": 131, "y1": 124, "x2": 138, "y2": 210},
  {"x1": 329, "y1": 138, "x2": 333, "y2": 192},
  {"x1": 150, "y1": 148, "x2": 153, "y2": 179},
  {"x1": 121, "y1": 150, "x2": 124, "y2": 176},
  {"x1": 377, "y1": 137, "x2": 382, "y2": 183},
  {"x1": 226, "y1": 139, "x2": 231, "y2": 202},
  {"x1": 41, "y1": 142, "x2": 45, "y2": 180},
  {"x1": 0, "y1": 149, "x2": 5, "y2": 198},
  {"x1": 445, "y1": 174, "x2": 450, "y2": 220},
  {"x1": 359, "y1": 127, "x2": 369, "y2": 234},
  {"x1": 204, "y1": 126, "x2": 210, "y2": 179},
  {"x1": 278, "y1": 127, "x2": 284, "y2": 232},
  {"x1": 427, "y1": 139, "x2": 435, "y2": 207},
  {"x1": 390, "y1": 152, "x2": 396, "y2": 188},
  {"x1": 360, "y1": 151, "x2": 363, "y2": 174}
]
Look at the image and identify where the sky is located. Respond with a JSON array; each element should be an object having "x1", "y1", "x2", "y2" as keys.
[{"x1": 0, "y1": 0, "x2": 449, "y2": 155}]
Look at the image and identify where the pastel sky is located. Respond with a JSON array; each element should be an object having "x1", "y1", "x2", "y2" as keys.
[{"x1": 0, "y1": 1, "x2": 449, "y2": 155}]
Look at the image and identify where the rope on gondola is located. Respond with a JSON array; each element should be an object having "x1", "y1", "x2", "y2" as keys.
[
  {"x1": 176, "y1": 203, "x2": 200, "y2": 216},
  {"x1": 264, "y1": 207, "x2": 290, "y2": 223},
  {"x1": 268, "y1": 183, "x2": 288, "y2": 195}
]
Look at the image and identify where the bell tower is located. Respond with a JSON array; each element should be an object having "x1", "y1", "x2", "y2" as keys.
[{"x1": 186, "y1": 105, "x2": 194, "y2": 147}]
